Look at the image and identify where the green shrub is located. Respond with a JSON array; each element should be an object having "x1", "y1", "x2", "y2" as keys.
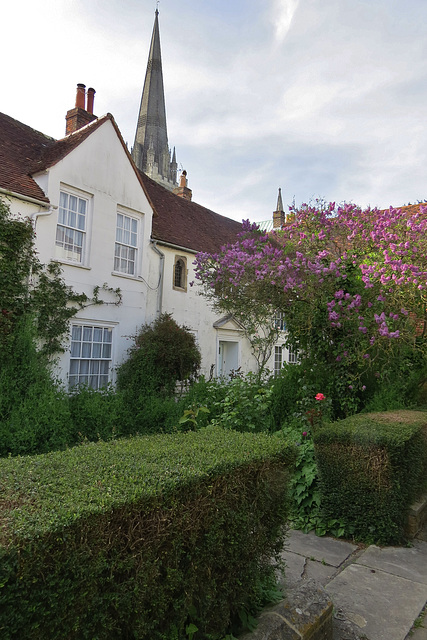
[
  {"x1": 270, "y1": 364, "x2": 304, "y2": 429},
  {"x1": 0, "y1": 317, "x2": 72, "y2": 457},
  {"x1": 116, "y1": 313, "x2": 201, "y2": 397},
  {"x1": 68, "y1": 385, "x2": 128, "y2": 443},
  {"x1": 180, "y1": 373, "x2": 275, "y2": 433},
  {"x1": 0, "y1": 427, "x2": 296, "y2": 640},
  {"x1": 313, "y1": 410, "x2": 427, "y2": 544},
  {"x1": 210, "y1": 373, "x2": 274, "y2": 432}
]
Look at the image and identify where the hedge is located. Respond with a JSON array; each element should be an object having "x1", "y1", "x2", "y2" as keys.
[
  {"x1": 313, "y1": 410, "x2": 427, "y2": 544},
  {"x1": 0, "y1": 426, "x2": 296, "y2": 639}
]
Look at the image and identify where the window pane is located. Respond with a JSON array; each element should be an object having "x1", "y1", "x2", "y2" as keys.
[
  {"x1": 102, "y1": 343, "x2": 111, "y2": 358},
  {"x1": 70, "y1": 342, "x2": 81, "y2": 358},
  {"x1": 92, "y1": 343, "x2": 101, "y2": 358},
  {"x1": 100, "y1": 361, "x2": 109, "y2": 374},
  {"x1": 99, "y1": 375, "x2": 108, "y2": 388},
  {"x1": 83, "y1": 326, "x2": 92, "y2": 341},
  {"x1": 60, "y1": 192, "x2": 68, "y2": 208},
  {"x1": 90, "y1": 360, "x2": 100, "y2": 374},
  {"x1": 72, "y1": 325, "x2": 82, "y2": 341},
  {"x1": 80, "y1": 360, "x2": 90, "y2": 375},
  {"x1": 104, "y1": 329, "x2": 112, "y2": 343},
  {"x1": 69, "y1": 360, "x2": 79, "y2": 374},
  {"x1": 82, "y1": 343, "x2": 92, "y2": 358}
]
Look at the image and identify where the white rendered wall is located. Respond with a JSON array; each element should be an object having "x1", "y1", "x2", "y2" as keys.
[
  {"x1": 21, "y1": 120, "x2": 154, "y2": 386},
  {"x1": 147, "y1": 244, "x2": 259, "y2": 379}
]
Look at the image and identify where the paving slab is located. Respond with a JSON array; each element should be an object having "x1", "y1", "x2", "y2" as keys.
[
  {"x1": 409, "y1": 626, "x2": 427, "y2": 640},
  {"x1": 303, "y1": 558, "x2": 338, "y2": 586},
  {"x1": 284, "y1": 529, "x2": 358, "y2": 567},
  {"x1": 356, "y1": 540, "x2": 427, "y2": 585},
  {"x1": 280, "y1": 550, "x2": 306, "y2": 590},
  {"x1": 326, "y1": 563, "x2": 427, "y2": 640},
  {"x1": 280, "y1": 550, "x2": 338, "y2": 590}
]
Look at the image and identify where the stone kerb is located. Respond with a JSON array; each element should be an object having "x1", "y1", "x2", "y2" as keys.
[{"x1": 239, "y1": 580, "x2": 333, "y2": 640}]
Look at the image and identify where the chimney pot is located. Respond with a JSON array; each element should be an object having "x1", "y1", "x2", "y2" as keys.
[
  {"x1": 87, "y1": 87, "x2": 96, "y2": 114},
  {"x1": 75, "y1": 83, "x2": 86, "y2": 110}
]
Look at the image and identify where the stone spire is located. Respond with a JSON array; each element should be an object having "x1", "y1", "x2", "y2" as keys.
[
  {"x1": 132, "y1": 9, "x2": 178, "y2": 190},
  {"x1": 273, "y1": 187, "x2": 286, "y2": 228}
]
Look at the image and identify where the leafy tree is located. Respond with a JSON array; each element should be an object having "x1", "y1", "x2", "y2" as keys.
[
  {"x1": 117, "y1": 313, "x2": 201, "y2": 397},
  {"x1": 194, "y1": 202, "x2": 427, "y2": 416},
  {"x1": 0, "y1": 197, "x2": 87, "y2": 357}
]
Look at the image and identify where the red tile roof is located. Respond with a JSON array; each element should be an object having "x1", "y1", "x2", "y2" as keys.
[
  {"x1": 139, "y1": 171, "x2": 242, "y2": 253},
  {"x1": 0, "y1": 112, "x2": 111, "y2": 204},
  {"x1": 0, "y1": 112, "x2": 52, "y2": 202}
]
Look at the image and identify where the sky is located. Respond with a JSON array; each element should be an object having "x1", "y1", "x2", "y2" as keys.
[{"x1": 2, "y1": 0, "x2": 427, "y2": 223}]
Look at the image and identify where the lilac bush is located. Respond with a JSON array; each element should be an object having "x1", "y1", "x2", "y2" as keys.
[{"x1": 194, "y1": 202, "x2": 427, "y2": 413}]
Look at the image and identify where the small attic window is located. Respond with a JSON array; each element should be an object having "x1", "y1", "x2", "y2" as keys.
[{"x1": 173, "y1": 256, "x2": 187, "y2": 291}]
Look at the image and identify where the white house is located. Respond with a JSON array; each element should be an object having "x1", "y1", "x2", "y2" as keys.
[
  {"x1": 0, "y1": 9, "x2": 291, "y2": 387},
  {"x1": 0, "y1": 106, "x2": 156, "y2": 388}
]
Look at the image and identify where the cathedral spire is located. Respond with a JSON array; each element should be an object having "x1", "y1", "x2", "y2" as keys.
[
  {"x1": 273, "y1": 187, "x2": 286, "y2": 229},
  {"x1": 132, "y1": 9, "x2": 178, "y2": 189}
]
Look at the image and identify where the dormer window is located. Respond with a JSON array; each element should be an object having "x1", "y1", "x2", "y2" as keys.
[{"x1": 173, "y1": 255, "x2": 187, "y2": 291}]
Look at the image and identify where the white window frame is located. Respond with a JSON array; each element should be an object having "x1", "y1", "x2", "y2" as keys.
[
  {"x1": 274, "y1": 311, "x2": 286, "y2": 331},
  {"x1": 274, "y1": 345, "x2": 283, "y2": 376},
  {"x1": 55, "y1": 187, "x2": 91, "y2": 265},
  {"x1": 288, "y1": 345, "x2": 299, "y2": 364},
  {"x1": 114, "y1": 210, "x2": 139, "y2": 276},
  {"x1": 69, "y1": 323, "x2": 114, "y2": 390}
]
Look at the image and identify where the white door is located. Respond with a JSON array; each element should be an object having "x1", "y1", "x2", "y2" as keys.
[{"x1": 218, "y1": 341, "x2": 239, "y2": 378}]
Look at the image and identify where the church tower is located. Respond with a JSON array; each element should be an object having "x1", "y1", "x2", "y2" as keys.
[
  {"x1": 132, "y1": 9, "x2": 178, "y2": 190},
  {"x1": 273, "y1": 188, "x2": 286, "y2": 228}
]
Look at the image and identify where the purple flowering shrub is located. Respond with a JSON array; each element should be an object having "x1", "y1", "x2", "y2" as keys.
[{"x1": 195, "y1": 202, "x2": 427, "y2": 416}]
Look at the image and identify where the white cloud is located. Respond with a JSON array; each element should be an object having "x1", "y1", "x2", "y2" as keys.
[{"x1": 271, "y1": 0, "x2": 300, "y2": 42}]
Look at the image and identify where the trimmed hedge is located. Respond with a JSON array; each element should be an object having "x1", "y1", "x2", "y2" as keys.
[
  {"x1": 313, "y1": 410, "x2": 427, "y2": 544},
  {"x1": 0, "y1": 426, "x2": 296, "y2": 639}
]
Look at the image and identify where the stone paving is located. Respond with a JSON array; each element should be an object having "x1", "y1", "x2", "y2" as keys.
[{"x1": 279, "y1": 529, "x2": 427, "y2": 640}]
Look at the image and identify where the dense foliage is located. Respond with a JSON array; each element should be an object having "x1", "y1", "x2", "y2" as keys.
[
  {"x1": 313, "y1": 410, "x2": 427, "y2": 544},
  {"x1": 117, "y1": 313, "x2": 201, "y2": 397},
  {"x1": 0, "y1": 427, "x2": 295, "y2": 640},
  {"x1": 194, "y1": 202, "x2": 427, "y2": 416},
  {"x1": 0, "y1": 198, "x2": 88, "y2": 357}
]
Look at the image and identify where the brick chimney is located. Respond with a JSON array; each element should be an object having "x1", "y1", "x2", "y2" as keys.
[
  {"x1": 173, "y1": 170, "x2": 192, "y2": 201},
  {"x1": 65, "y1": 84, "x2": 97, "y2": 135}
]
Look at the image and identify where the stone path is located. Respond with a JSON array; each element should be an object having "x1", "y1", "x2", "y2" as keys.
[{"x1": 279, "y1": 529, "x2": 427, "y2": 640}]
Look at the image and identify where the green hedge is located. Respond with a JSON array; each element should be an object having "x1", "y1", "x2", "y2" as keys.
[
  {"x1": 313, "y1": 410, "x2": 427, "y2": 544},
  {"x1": 0, "y1": 426, "x2": 296, "y2": 639}
]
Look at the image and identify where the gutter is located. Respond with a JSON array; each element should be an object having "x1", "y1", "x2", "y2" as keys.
[
  {"x1": 151, "y1": 237, "x2": 198, "y2": 255},
  {"x1": 150, "y1": 240, "x2": 165, "y2": 316},
  {"x1": 0, "y1": 187, "x2": 51, "y2": 209},
  {"x1": 0, "y1": 187, "x2": 56, "y2": 229}
]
